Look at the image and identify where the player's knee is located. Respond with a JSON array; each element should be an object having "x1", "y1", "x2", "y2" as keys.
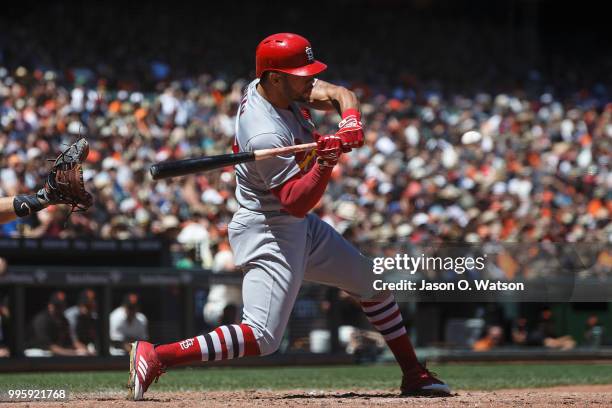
[
  {"x1": 358, "y1": 289, "x2": 392, "y2": 303},
  {"x1": 348, "y1": 282, "x2": 380, "y2": 302}
]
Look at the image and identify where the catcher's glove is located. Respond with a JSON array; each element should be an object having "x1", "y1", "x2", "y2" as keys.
[{"x1": 38, "y1": 138, "x2": 93, "y2": 213}]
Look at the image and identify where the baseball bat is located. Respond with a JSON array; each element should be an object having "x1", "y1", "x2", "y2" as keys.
[{"x1": 149, "y1": 142, "x2": 317, "y2": 180}]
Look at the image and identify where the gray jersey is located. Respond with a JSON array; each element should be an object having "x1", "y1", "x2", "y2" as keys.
[
  {"x1": 227, "y1": 79, "x2": 379, "y2": 358},
  {"x1": 234, "y1": 79, "x2": 316, "y2": 212}
]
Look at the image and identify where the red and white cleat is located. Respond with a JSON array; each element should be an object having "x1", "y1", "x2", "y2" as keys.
[
  {"x1": 127, "y1": 341, "x2": 165, "y2": 401},
  {"x1": 400, "y1": 363, "x2": 452, "y2": 397}
]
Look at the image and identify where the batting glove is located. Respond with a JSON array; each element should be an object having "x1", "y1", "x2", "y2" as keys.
[
  {"x1": 315, "y1": 134, "x2": 343, "y2": 168},
  {"x1": 336, "y1": 109, "x2": 364, "y2": 152}
]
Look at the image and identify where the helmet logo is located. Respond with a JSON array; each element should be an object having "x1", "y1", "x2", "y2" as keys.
[{"x1": 305, "y1": 46, "x2": 314, "y2": 63}]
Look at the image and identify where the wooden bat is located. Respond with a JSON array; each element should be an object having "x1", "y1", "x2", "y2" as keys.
[{"x1": 149, "y1": 142, "x2": 317, "y2": 180}]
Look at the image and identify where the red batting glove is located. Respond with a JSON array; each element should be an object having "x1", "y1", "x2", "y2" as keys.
[
  {"x1": 336, "y1": 108, "x2": 364, "y2": 152},
  {"x1": 315, "y1": 134, "x2": 343, "y2": 168}
]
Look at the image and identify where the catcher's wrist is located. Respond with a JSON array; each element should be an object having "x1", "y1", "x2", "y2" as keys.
[
  {"x1": 13, "y1": 193, "x2": 49, "y2": 218},
  {"x1": 36, "y1": 187, "x2": 51, "y2": 204}
]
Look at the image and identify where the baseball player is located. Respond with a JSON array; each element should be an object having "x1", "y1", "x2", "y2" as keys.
[
  {"x1": 0, "y1": 139, "x2": 92, "y2": 225},
  {"x1": 129, "y1": 33, "x2": 451, "y2": 400}
]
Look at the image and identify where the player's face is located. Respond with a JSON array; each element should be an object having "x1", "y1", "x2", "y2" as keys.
[{"x1": 279, "y1": 73, "x2": 315, "y2": 102}]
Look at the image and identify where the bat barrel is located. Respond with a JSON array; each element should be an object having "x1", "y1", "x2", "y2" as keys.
[{"x1": 150, "y1": 152, "x2": 254, "y2": 180}]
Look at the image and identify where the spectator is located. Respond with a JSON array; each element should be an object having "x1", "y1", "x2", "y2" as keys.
[
  {"x1": 530, "y1": 307, "x2": 576, "y2": 350},
  {"x1": 346, "y1": 329, "x2": 386, "y2": 362},
  {"x1": 29, "y1": 291, "x2": 91, "y2": 356},
  {"x1": 473, "y1": 326, "x2": 504, "y2": 351},
  {"x1": 64, "y1": 289, "x2": 99, "y2": 355},
  {"x1": 203, "y1": 239, "x2": 241, "y2": 327},
  {"x1": 511, "y1": 317, "x2": 529, "y2": 346},
  {"x1": 592, "y1": 248, "x2": 612, "y2": 280},
  {"x1": 0, "y1": 295, "x2": 10, "y2": 357},
  {"x1": 109, "y1": 293, "x2": 149, "y2": 354},
  {"x1": 583, "y1": 314, "x2": 604, "y2": 347},
  {"x1": 0, "y1": 257, "x2": 6, "y2": 277},
  {"x1": 335, "y1": 291, "x2": 386, "y2": 359}
]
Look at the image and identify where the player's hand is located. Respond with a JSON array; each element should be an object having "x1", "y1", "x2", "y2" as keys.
[
  {"x1": 336, "y1": 109, "x2": 364, "y2": 152},
  {"x1": 315, "y1": 134, "x2": 343, "y2": 168}
]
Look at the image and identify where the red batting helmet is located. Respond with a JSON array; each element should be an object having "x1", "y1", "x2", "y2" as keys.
[{"x1": 256, "y1": 33, "x2": 327, "y2": 78}]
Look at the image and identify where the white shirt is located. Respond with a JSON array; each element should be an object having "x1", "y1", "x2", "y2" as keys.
[{"x1": 109, "y1": 306, "x2": 148, "y2": 342}]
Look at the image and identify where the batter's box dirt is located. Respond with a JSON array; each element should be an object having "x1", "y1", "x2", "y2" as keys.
[{"x1": 20, "y1": 385, "x2": 612, "y2": 407}]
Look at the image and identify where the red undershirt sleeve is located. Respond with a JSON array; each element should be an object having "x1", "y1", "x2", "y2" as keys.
[{"x1": 270, "y1": 161, "x2": 333, "y2": 218}]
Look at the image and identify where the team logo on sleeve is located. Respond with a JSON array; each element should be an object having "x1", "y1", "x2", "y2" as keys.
[{"x1": 294, "y1": 137, "x2": 316, "y2": 173}]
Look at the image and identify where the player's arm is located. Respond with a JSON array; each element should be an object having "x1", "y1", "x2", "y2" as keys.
[
  {"x1": 305, "y1": 80, "x2": 364, "y2": 152},
  {"x1": 304, "y1": 79, "x2": 359, "y2": 114},
  {"x1": 1, "y1": 192, "x2": 52, "y2": 224},
  {"x1": 0, "y1": 194, "x2": 50, "y2": 224},
  {"x1": 0, "y1": 197, "x2": 18, "y2": 224},
  {"x1": 0, "y1": 138, "x2": 92, "y2": 225},
  {"x1": 270, "y1": 134, "x2": 342, "y2": 218},
  {"x1": 49, "y1": 343, "x2": 87, "y2": 356}
]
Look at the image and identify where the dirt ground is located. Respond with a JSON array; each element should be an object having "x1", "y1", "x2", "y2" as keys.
[{"x1": 6, "y1": 384, "x2": 612, "y2": 407}]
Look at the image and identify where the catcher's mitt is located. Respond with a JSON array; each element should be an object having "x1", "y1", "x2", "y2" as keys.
[{"x1": 40, "y1": 138, "x2": 93, "y2": 213}]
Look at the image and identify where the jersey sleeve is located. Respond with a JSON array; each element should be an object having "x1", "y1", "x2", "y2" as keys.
[{"x1": 245, "y1": 132, "x2": 301, "y2": 190}]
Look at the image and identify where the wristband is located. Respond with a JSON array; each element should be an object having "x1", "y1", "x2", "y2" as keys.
[
  {"x1": 13, "y1": 192, "x2": 48, "y2": 217},
  {"x1": 341, "y1": 108, "x2": 360, "y2": 120}
]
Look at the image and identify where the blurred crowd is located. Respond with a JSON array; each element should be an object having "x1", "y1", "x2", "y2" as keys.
[
  {"x1": 0, "y1": 2, "x2": 610, "y2": 275},
  {"x1": 1, "y1": 65, "x2": 610, "y2": 255},
  {"x1": 1, "y1": 1, "x2": 610, "y2": 363}
]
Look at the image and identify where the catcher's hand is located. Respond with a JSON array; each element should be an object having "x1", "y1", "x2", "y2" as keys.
[{"x1": 38, "y1": 138, "x2": 93, "y2": 212}]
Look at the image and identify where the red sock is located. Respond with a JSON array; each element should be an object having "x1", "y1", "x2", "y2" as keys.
[
  {"x1": 155, "y1": 323, "x2": 260, "y2": 367},
  {"x1": 360, "y1": 295, "x2": 418, "y2": 374}
]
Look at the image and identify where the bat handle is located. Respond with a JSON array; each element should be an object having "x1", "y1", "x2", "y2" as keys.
[{"x1": 254, "y1": 142, "x2": 317, "y2": 160}]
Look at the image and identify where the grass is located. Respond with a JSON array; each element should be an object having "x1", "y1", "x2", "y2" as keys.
[{"x1": 0, "y1": 363, "x2": 611, "y2": 394}]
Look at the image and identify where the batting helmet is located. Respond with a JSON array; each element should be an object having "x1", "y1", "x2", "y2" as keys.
[{"x1": 256, "y1": 33, "x2": 327, "y2": 78}]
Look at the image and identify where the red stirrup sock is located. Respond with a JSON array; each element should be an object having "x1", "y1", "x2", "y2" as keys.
[
  {"x1": 155, "y1": 323, "x2": 260, "y2": 367},
  {"x1": 360, "y1": 295, "x2": 418, "y2": 374}
]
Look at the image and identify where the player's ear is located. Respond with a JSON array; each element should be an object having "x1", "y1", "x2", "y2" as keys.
[{"x1": 268, "y1": 71, "x2": 282, "y2": 86}]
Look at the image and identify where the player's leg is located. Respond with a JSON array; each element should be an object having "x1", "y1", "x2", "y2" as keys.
[
  {"x1": 129, "y1": 210, "x2": 308, "y2": 400},
  {"x1": 152, "y1": 259, "x2": 305, "y2": 367},
  {"x1": 303, "y1": 214, "x2": 451, "y2": 396},
  {"x1": 164, "y1": 213, "x2": 308, "y2": 358},
  {"x1": 128, "y1": 305, "x2": 265, "y2": 399},
  {"x1": 227, "y1": 209, "x2": 310, "y2": 356}
]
